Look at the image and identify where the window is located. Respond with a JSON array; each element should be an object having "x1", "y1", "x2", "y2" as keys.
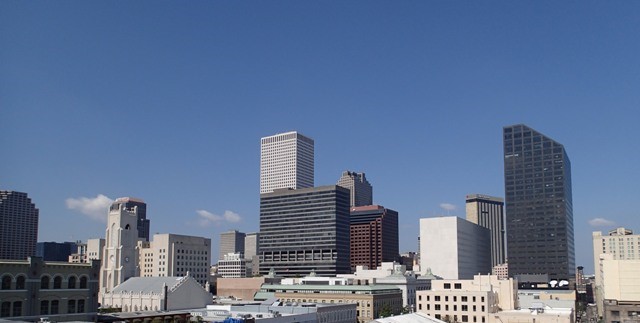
[
  {"x1": 462, "y1": 296, "x2": 468, "y2": 302},
  {"x1": 435, "y1": 296, "x2": 441, "y2": 301},
  {"x1": 1, "y1": 276, "x2": 10, "y2": 290},
  {"x1": 455, "y1": 283, "x2": 462, "y2": 289},
  {"x1": 68, "y1": 276, "x2": 76, "y2": 289},
  {"x1": 68, "y1": 300, "x2": 76, "y2": 313},
  {"x1": 444, "y1": 283, "x2": 451, "y2": 289},
  {"x1": 445, "y1": 296, "x2": 449, "y2": 302},
  {"x1": 51, "y1": 300, "x2": 59, "y2": 314},
  {"x1": 0, "y1": 302, "x2": 10, "y2": 317},
  {"x1": 462, "y1": 305, "x2": 468, "y2": 311},
  {"x1": 80, "y1": 276, "x2": 88, "y2": 289},
  {"x1": 482, "y1": 317, "x2": 485, "y2": 323},
  {"x1": 454, "y1": 296, "x2": 457, "y2": 302},
  {"x1": 53, "y1": 276, "x2": 62, "y2": 289},
  {"x1": 435, "y1": 304, "x2": 441, "y2": 311},
  {"x1": 12, "y1": 302, "x2": 21, "y2": 317},
  {"x1": 40, "y1": 301, "x2": 49, "y2": 315},
  {"x1": 481, "y1": 297, "x2": 485, "y2": 302},
  {"x1": 462, "y1": 315, "x2": 468, "y2": 322},
  {"x1": 41, "y1": 276, "x2": 50, "y2": 289},
  {"x1": 419, "y1": 304, "x2": 422, "y2": 310},
  {"x1": 16, "y1": 276, "x2": 25, "y2": 290}
]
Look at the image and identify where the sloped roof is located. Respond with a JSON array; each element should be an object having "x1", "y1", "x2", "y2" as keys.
[{"x1": 112, "y1": 276, "x2": 185, "y2": 294}]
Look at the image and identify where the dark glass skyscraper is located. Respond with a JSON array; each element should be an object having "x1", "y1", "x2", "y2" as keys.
[
  {"x1": 259, "y1": 185, "x2": 351, "y2": 277},
  {"x1": 0, "y1": 191, "x2": 39, "y2": 260},
  {"x1": 503, "y1": 124, "x2": 574, "y2": 280}
]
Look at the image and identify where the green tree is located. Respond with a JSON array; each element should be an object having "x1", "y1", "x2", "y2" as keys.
[{"x1": 378, "y1": 304, "x2": 393, "y2": 318}]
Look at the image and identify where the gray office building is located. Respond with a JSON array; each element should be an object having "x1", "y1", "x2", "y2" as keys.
[
  {"x1": 0, "y1": 191, "x2": 39, "y2": 260},
  {"x1": 503, "y1": 124, "x2": 574, "y2": 280},
  {"x1": 259, "y1": 185, "x2": 351, "y2": 277},
  {"x1": 219, "y1": 230, "x2": 246, "y2": 260},
  {"x1": 337, "y1": 171, "x2": 373, "y2": 207},
  {"x1": 465, "y1": 194, "x2": 506, "y2": 268}
]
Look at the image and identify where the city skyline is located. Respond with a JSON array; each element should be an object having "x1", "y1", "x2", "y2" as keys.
[{"x1": 3, "y1": 2, "x2": 640, "y2": 274}]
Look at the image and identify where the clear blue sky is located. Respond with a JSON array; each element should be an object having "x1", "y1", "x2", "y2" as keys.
[{"x1": 2, "y1": 1, "x2": 639, "y2": 274}]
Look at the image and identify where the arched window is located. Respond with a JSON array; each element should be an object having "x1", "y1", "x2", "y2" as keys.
[
  {"x1": 16, "y1": 276, "x2": 25, "y2": 290},
  {"x1": 125, "y1": 224, "x2": 130, "y2": 230},
  {"x1": 53, "y1": 276, "x2": 62, "y2": 289},
  {"x1": 0, "y1": 302, "x2": 10, "y2": 317},
  {"x1": 79, "y1": 276, "x2": 88, "y2": 289},
  {"x1": 40, "y1": 300, "x2": 49, "y2": 315},
  {"x1": 12, "y1": 301, "x2": 22, "y2": 317},
  {"x1": 1, "y1": 276, "x2": 10, "y2": 290},
  {"x1": 50, "y1": 300, "x2": 59, "y2": 314},
  {"x1": 67, "y1": 300, "x2": 76, "y2": 314},
  {"x1": 68, "y1": 276, "x2": 76, "y2": 289},
  {"x1": 77, "y1": 300, "x2": 85, "y2": 313},
  {"x1": 40, "y1": 276, "x2": 50, "y2": 289}
]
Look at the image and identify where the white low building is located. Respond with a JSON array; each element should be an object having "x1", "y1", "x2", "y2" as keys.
[
  {"x1": 100, "y1": 275, "x2": 213, "y2": 312},
  {"x1": 338, "y1": 262, "x2": 433, "y2": 310},
  {"x1": 190, "y1": 301, "x2": 356, "y2": 323},
  {"x1": 416, "y1": 275, "x2": 517, "y2": 323}
]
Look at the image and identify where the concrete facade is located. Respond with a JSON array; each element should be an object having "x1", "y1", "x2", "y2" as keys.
[
  {"x1": 257, "y1": 282, "x2": 403, "y2": 323},
  {"x1": 100, "y1": 199, "x2": 142, "y2": 297},
  {"x1": 218, "y1": 253, "x2": 248, "y2": 278},
  {"x1": 337, "y1": 170, "x2": 373, "y2": 207},
  {"x1": 260, "y1": 131, "x2": 314, "y2": 194},
  {"x1": 338, "y1": 262, "x2": 432, "y2": 310},
  {"x1": 139, "y1": 233, "x2": 211, "y2": 286},
  {"x1": 465, "y1": 194, "x2": 506, "y2": 268},
  {"x1": 419, "y1": 216, "x2": 491, "y2": 279},
  {"x1": 191, "y1": 302, "x2": 357, "y2": 323},
  {"x1": 0, "y1": 257, "x2": 100, "y2": 321},
  {"x1": 219, "y1": 230, "x2": 246, "y2": 260},
  {"x1": 415, "y1": 275, "x2": 517, "y2": 323}
]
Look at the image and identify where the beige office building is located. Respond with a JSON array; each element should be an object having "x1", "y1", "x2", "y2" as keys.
[
  {"x1": 139, "y1": 233, "x2": 211, "y2": 287},
  {"x1": 415, "y1": 275, "x2": 517, "y2": 323},
  {"x1": 593, "y1": 227, "x2": 640, "y2": 317}
]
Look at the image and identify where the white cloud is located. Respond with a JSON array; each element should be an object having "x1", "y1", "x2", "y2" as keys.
[
  {"x1": 196, "y1": 209, "x2": 242, "y2": 226},
  {"x1": 439, "y1": 203, "x2": 457, "y2": 211},
  {"x1": 588, "y1": 217, "x2": 615, "y2": 228},
  {"x1": 66, "y1": 194, "x2": 114, "y2": 222}
]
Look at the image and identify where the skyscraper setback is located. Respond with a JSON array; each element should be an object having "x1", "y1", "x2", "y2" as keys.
[
  {"x1": 503, "y1": 124, "x2": 574, "y2": 280},
  {"x1": 260, "y1": 131, "x2": 314, "y2": 194},
  {"x1": 337, "y1": 171, "x2": 373, "y2": 207}
]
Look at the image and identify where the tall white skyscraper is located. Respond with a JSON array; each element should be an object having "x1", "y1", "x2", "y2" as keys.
[{"x1": 260, "y1": 131, "x2": 314, "y2": 194}]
